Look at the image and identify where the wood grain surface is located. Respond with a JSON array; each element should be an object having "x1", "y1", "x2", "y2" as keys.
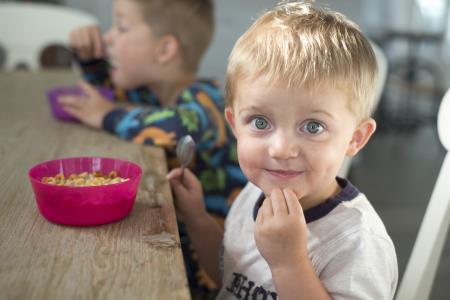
[{"x1": 0, "y1": 70, "x2": 190, "y2": 300}]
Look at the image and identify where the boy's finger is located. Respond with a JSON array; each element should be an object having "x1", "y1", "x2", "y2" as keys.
[
  {"x1": 167, "y1": 168, "x2": 199, "y2": 193},
  {"x1": 78, "y1": 80, "x2": 98, "y2": 97},
  {"x1": 167, "y1": 169, "x2": 187, "y2": 191},
  {"x1": 58, "y1": 95, "x2": 75, "y2": 105},
  {"x1": 166, "y1": 168, "x2": 183, "y2": 180},
  {"x1": 91, "y1": 29, "x2": 104, "y2": 58},
  {"x1": 179, "y1": 168, "x2": 200, "y2": 190},
  {"x1": 283, "y1": 189, "x2": 302, "y2": 215},
  {"x1": 79, "y1": 28, "x2": 91, "y2": 56},
  {"x1": 261, "y1": 195, "x2": 273, "y2": 217},
  {"x1": 255, "y1": 208, "x2": 264, "y2": 225},
  {"x1": 69, "y1": 32, "x2": 79, "y2": 51},
  {"x1": 271, "y1": 188, "x2": 288, "y2": 216},
  {"x1": 60, "y1": 104, "x2": 81, "y2": 119},
  {"x1": 58, "y1": 95, "x2": 84, "y2": 106},
  {"x1": 169, "y1": 176, "x2": 188, "y2": 196}
]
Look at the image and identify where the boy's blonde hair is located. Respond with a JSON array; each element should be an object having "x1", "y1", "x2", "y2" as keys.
[
  {"x1": 225, "y1": 1, "x2": 378, "y2": 120},
  {"x1": 134, "y1": 0, "x2": 214, "y2": 72}
]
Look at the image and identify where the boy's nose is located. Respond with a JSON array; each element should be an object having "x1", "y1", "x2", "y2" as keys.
[{"x1": 268, "y1": 132, "x2": 300, "y2": 160}]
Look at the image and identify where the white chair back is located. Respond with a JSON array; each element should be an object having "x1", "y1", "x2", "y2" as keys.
[
  {"x1": 395, "y1": 88, "x2": 450, "y2": 300},
  {"x1": 438, "y1": 89, "x2": 450, "y2": 151},
  {"x1": 0, "y1": 2, "x2": 97, "y2": 70}
]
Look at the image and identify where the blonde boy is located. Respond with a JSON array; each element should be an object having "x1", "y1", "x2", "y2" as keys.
[{"x1": 168, "y1": 1, "x2": 398, "y2": 299}]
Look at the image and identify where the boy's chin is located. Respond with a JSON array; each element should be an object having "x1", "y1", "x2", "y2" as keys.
[{"x1": 256, "y1": 182, "x2": 301, "y2": 199}]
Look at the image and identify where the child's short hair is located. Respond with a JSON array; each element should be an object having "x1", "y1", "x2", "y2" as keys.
[
  {"x1": 134, "y1": 0, "x2": 214, "y2": 72},
  {"x1": 225, "y1": 1, "x2": 378, "y2": 120}
]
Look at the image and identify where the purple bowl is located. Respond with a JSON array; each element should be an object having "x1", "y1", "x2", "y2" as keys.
[
  {"x1": 28, "y1": 157, "x2": 142, "y2": 226},
  {"x1": 47, "y1": 86, "x2": 114, "y2": 121}
]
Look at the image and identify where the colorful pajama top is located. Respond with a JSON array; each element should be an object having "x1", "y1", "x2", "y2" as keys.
[{"x1": 78, "y1": 58, "x2": 247, "y2": 294}]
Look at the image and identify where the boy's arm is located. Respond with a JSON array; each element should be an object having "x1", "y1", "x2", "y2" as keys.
[
  {"x1": 167, "y1": 168, "x2": 223, "y2": 285},
  {"x1": 102, "y1": 106, "x2": 195, "y2": 146},
  {"x1": 102, "y1": 90, "x2": 221, "y2": 147},
  {"x1": 182, "y1": 211, "x2": 223, "y2": 285}
]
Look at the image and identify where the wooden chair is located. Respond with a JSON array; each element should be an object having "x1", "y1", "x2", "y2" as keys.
[
  {"x1": 395, "y1": 88, "x2": 450, "y2": 300},
  {"x1": 0, "y1": 2, "x2": 98, "y2": 70}
]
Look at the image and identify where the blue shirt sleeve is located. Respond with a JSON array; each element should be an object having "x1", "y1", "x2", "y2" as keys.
[{"x1": 101, "y1": 81, "x2": 225, "y2": 150}]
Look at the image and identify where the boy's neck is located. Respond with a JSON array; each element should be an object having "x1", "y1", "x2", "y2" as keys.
[
  {"x1": 299, "y1": 179, "x2": 342, "y2": 211},
  {"x1": 150, "y1": 71, "x2": 196, "y2": 107}
]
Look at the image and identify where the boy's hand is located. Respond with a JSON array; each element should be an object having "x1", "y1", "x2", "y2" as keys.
[
  {"x1": 58, "y1": 80, "x2": 116, "y2": 129},
  {"x1": 69, "y1": 25, "x2": 105, "y2": 60},
  {"x1": 254, "y1": 188, "x2": 308, "y2": 270},
  {"x1": 167, "y1": 168, "x2": 206, "y2": 223}
]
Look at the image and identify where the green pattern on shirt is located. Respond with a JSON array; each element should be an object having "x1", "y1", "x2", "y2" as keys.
[{"x1": 143, "y1": 110, "x2": 175, "y2": 125}]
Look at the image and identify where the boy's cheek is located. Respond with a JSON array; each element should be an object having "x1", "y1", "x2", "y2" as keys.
[
  {"x1": 236, "y1": 142, "x2": 265, "y2": 182},
  {"x1": 237, "y1": 139, "x2": 263, "y2": 165}
]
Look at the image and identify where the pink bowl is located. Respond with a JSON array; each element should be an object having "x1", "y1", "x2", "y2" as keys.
[
  {"x1": 28, "y1": 157, "x2": 142, "y2": 226},
  {"x1": 47, "y1": 86, "x2": 114, "y2": 121}
]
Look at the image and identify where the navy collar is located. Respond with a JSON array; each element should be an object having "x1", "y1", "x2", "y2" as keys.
[{"x1": 252, "y1": 177, "x2": 359, "y2": 223}]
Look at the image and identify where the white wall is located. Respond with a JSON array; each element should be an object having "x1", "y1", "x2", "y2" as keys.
[
  {"x1": 199, "y1": 0, "x2": 277, "y2": 83},
  {"x1": 63, "y1": 0, "x2": 112, "y2": 31},
  {"x1": 62, "y1": 0, "x2": 450, "y2": 89}
]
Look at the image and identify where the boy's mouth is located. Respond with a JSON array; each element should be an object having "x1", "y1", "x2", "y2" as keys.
[{"x1": 265, "y1": 169, "x2": 303, "y2": 179}]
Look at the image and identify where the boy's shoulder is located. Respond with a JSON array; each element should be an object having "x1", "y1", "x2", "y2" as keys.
[
  {"x1": 183, "y1": 79, "x2": 223, "y2": 100},
  {"x1": 179, "y1": 79, "x2": 226, "y2": 112},
  {"x1": 308, "y1": 193, "x2": 398, "y2": 298},
  {"x1": 309, "y1": 193, "x2": 391, "y2": 244},
  {"x1": 308, "y1": 192, "x2": 396, "y2": 271}
]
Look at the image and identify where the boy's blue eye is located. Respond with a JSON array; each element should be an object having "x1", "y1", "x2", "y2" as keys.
[
  {"x1": 251, "y1": 117, "x2": 269, "y2": 130},
  {"x1": 303, "y1": 121, "x2": 323, "y2": 134}
]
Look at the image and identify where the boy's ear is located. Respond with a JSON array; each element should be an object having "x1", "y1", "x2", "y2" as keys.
[
  {"x1": 346, "y1": 118, "x2": 376, "y2": 156},
  {"x1": 224, "y1": 107, "x2": 237, "y2": 137},
  {"x1": 156, "y1": 34, "x2": 179, "y2": 64}
]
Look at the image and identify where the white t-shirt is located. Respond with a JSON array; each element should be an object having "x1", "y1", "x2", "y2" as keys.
[{"x1": 216, "y1": 179, "x2": 398, "y2": 300}]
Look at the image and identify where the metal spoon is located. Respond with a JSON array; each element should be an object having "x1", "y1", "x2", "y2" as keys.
[{"x1": 175, "y1": 135, "x2": 196, "y2": 182}]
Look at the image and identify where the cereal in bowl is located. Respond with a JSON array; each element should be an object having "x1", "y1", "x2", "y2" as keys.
[{"x1": 41, "y1": 171, "x2": 129, "y2": 186}]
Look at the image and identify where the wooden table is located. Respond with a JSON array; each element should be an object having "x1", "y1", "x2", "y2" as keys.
[{"x1": 0, "y1": 70, "x2": 191, "y2": 300}]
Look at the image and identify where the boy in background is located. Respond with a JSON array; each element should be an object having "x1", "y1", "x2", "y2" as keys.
[
  {"x1": 61, "y1": 0, "x2": 246, "y2": 297},
  {"x1": 168, "y1": 1, "x2": 398, "y2": 299}
]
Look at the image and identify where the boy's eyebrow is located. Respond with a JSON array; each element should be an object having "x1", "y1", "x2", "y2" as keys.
[
  {"x1": 309, "y1": 109, "x2": 337, "y2": 120},
  {"x1": 239, "y1": 106, "x2": 337, "y2": 119},
  {"x1": 237, "y1": 106, "x2": 265, "y2": 115}
]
